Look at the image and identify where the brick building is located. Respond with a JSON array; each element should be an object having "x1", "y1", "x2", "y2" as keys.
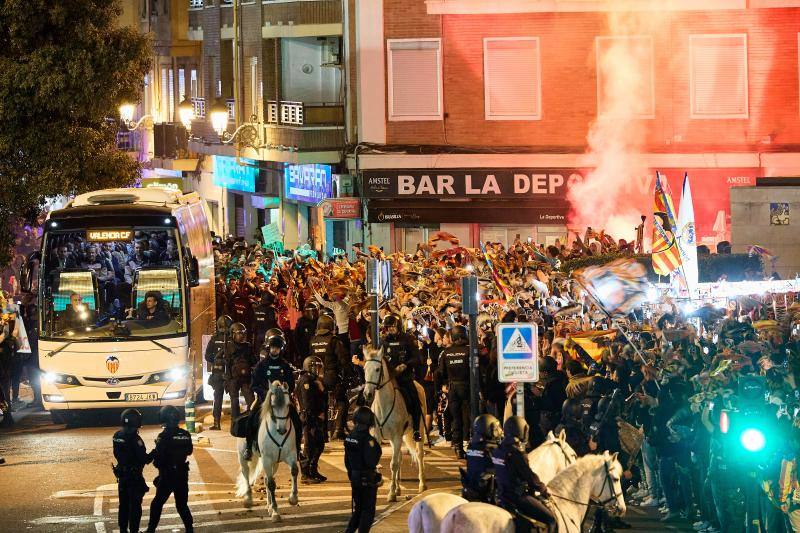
[{"x1": 352, "y1": 0, "x2": 800, "y2": 253}]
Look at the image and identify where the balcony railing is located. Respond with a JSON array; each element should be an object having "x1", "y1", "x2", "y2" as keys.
[
  {"x1": 189, "y1": 0, "x2": 203, "y2": 8},
  {"x1": 226, "y1": 98, "x2": 236, "y2": 121},
  {"x1": 191, "y1": 97, "x2": 206, "y2": 118},
  {"x1": 266, "y1": 101, "x2": 343, "y2": 126},
  {"x1": 116, "y1": 129, "x2": 142, "y2": 152}
]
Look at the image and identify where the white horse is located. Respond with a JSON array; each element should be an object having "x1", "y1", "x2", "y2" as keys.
[
  {"x1": 408, "y1": 433, "x2": 577, "y2": 533},
  {"x1": 362, "y1": 345, "x2": 427, "y2": 502},
  {"x1": 235, "y1": 381, "x2": 299, "y2": 521},
  {"x1": 527, "y1": 429, "x2": 578, "y2": 484},
  {"x1": 407, "y1": 493, "x2": 468, "y2": 533},
  {"x1": 441, "y1": 452, "x2": 626, "y2": 533}
]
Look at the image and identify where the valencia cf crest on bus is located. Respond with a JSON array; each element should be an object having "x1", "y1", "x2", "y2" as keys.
[{"x1": 106, "y1": 356, "x2": 120, "y2": 374}]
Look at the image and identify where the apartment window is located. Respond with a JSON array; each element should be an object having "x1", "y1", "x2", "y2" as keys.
[
  {"x1": 387, "y1": 39, "x2": 443, "y2": 121},
  {"x1": 596, "y1": 36, "x2": 654, "y2": 118},
  {"x1": 190, "y1": 69, "x2": 198, "y2": 98},
  {"x1": 250, "y1": 57, "x2": 259, "y2": 119},
  {"x1": 168, "y1": 68, "x2": 175, "y2": 121},
  {"x1": 690, "y1": 34, "x2": 748, "y2": 119},
  {"x1": 178, "y1": 68, "x2": 186, "y2": 101},
  {"x1": 483, "y1": 37, "x2": 541, "y2": 120}
]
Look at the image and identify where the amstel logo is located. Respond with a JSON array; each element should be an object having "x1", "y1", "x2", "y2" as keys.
[{"x1": 106, "y1": 356, "x2": 120, "y2": 374}]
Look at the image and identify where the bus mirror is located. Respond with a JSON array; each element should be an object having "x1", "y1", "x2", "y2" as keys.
[{"x1": 188, "y1": 256, "x2": 200, "y2": 287}]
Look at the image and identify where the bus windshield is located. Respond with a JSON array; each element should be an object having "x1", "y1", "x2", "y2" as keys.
[{"x1": 40, "y1": 228, "x2": 186, "y2": 340}]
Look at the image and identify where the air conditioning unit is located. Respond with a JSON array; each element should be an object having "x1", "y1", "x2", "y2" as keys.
[{"x1": 322, "y1": 37, "x2": 341, "y2": 66}]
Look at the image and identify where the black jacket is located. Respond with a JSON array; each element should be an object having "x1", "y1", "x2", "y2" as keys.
[
  {"x1": 252, "y1": 355, "x2": 295, "y2": 399},
  {"x1": 151, "y1": 426, "x2": 193, "y2": 476},
  {"x1": 345, "y1": 428, "x2": 382, "y2": 486},
  {"x1": 493, "y1": 440, "x2": 549, "y2": 502}
]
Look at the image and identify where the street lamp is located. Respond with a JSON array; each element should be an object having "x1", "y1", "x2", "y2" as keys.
[
  {"x1": 118, "y1": 102, "x2": 153, "y2": 130},
  {"x1": 178, "y1": 99, "x2": 195, "y2": 131},
  {"x1": 209, "y1": 99, "x2": 229, "y2": 137}
]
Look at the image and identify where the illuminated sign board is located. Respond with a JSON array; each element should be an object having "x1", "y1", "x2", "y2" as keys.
[
  {"x1": 284, "y1": 164, "x2": 332, "y2": 204},
  {"x1": 87, "y1": 229, "x2": 133, "y2": 242},
  {"x1": 213, "y1": 156, "x2": 258, "y2": 193},
  {"x1": 251, "y1": 195, "x2": 281, "y2": 209}
]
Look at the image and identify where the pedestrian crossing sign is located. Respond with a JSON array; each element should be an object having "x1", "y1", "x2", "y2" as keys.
[{"x1": 497, "y1": 323, "x2": 539, "y2": 383}]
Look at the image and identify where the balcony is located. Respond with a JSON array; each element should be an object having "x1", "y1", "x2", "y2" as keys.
[
  {"x1": 189, "y1": 0, "x2": 203, "y2": 8},
  {"x1": 261, "y1": 0, "x2": 342, "y2": 37},
  {"x1": 266, "y1": 101, "x2": 343, "y2": 126},
  {"x1": 191, "y1": 97, "x2": 206, "y2": 119}
]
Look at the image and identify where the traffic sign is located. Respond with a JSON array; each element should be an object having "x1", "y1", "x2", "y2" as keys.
[{"x1": 497, "y1": 323, "x2": 539, "y2": 383}]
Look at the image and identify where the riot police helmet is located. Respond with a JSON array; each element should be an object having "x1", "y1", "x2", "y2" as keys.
[
  {"x1": 230, "y1": 322, "x2": 247, "y2": 342},
  {"x1": 267, "y1": 335, "x2": 286, "y2": 352},
  {"x1": 303, "y1": 302, "x2": 319, "y2": 319},
  {"x1": 159, "y1": 405, "x2": 182, "y2": 427},
  {"x1": 561, "y1": 397, "x2": 583, "y2": 424},
  {"x1": 316, "y1": 314, "x2": 335, "y2": 334},
  {"x1": 320, "y1": 307, "x2": 334, "y2": 320},
  {"x1": 501, "y1": 415, "x2": 529, "y2": 447},
  {"x1": 303, "y1": 356, "x2": 323, "y2": 376},
  {"x1": 450, "y1": 325, "x2": 468, "y2": 344},
  {"x1": 352, "y1": 406, "x2": 376, "y2": 429},
  {"x1": 121, "y1": 408, "x2": 143, "y2": 429},
  {"x1": 471, "y1": 413, "x2": 502, "y2": 445},
  {"x1": 264, "y1": 327, "x2": 285, "y2": 343},
  {"x1": 383, "y1": 314, "x2": 402, "y2": 333},
  {"x1": 216, "y1": 314, "x2": 233, "y2": 332}
]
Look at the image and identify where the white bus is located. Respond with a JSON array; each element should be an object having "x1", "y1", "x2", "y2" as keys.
[{"x1": 21, "y1": 188, "x2": 215, "y2": 422}]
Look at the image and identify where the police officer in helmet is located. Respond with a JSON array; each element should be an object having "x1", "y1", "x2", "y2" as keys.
[
  {"x1": 344, "y1": 407, "x2": 382, "y2": 533},
  {"x1": 246, "y1": 333, "x2": 301, "y2": 460},
  {"x1": 295, "y1": 302, "x2": 319, "y2": 361},
  {"x1": 113, "y1": 408, "x2": 152, "y2": 533},
  {"x1": 493, "y1": 416, "x2": 557, "y2": 533},
  {"x1": 145, "y1": 405, "x2": 193, "y2": 532},
  {"x1": 437, "y1": 325, "x2": 470, "y2": 457},
  {"x1": 225, "y1": 322, "x2": 257, "y2": 427},
  {"x1": 382, "y1": 314, "x2": 423, "y2": 441},
  {"x1": 204, "y1": 315, "x2": 233, "y2": 430},
  {"x1": 555, "y1": 397, "x2": 590, "y2": 456},
  {"x1": 252, "y1": 292, "x2": 278, "y2": 350},
  {"x1": 462, "y1": 414, "x2": 502, "y2": 502},
  {"x1": 309, "y1": 314, "x2": 350, "y2": 439},
  {"x1": 297, "y1": 355, "x2": 327, "y2": 483}
]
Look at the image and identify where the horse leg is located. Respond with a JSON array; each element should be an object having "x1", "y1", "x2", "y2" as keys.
[
  {"x1": 266, "y1": 468, "x2": 281, "y2": 522},
  {"x1": 402, "y1": 430, "x2": 427, "y2": 493},
  {"x1": 288, "y1": 457, "x2": 299, "y2": 506},
  {"x1": 387, "y1": 436, "x2": 402, "y2": 502},
  {"x1": 236, "y1": 442, "x2": 253, "y2": 508}
]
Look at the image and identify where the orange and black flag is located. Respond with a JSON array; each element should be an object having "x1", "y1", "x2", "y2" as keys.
[{"x1": 652, "y1": 172, "x2": 683, "y2": 276}]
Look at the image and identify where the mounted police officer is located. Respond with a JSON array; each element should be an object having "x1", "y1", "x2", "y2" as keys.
[
  {"x1": 204, "y1": 315, "x2": 232, "y2": 430},
  {"x1": 113, "y1": 408, "x2": 151, "y2": 533},
  {"x1": 145, "y1": 405, "x2": 193, "y2": 533},
  {"x1": 438, "y1": 325, "x2": 470, "y2": 457},
  {"x1": 225, "y1": 322, "x2": 257, "y2": 427},
  {"x1": 297, "y1": 355, "x2": 327, "y2": 483},
  {"x1": 310, "y1": 315, "x2": 349, "y2": 440},
  {"x1": 381, "y1": 314, "x2": 423, "y2": 442},
  {"x1": 245, "y1": 333, "x2": 301, "y2": 460},
  {"x1": 294, "y1": 302, "x2": 319, "y2": 361},
  {"x1": 461, "y1": 414, "x2": 502, "y2": 502},
  {"x1": 344, "y1": 407, "x2": 382, "y2": 533},
  {"x1": 493, "y1": 416, "x2": 557, "y2": 533}
]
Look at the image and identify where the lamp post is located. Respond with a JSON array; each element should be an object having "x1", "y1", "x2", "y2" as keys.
[
  {"x1": 118, "y1": 103, "x2": 153, "y2": 130},
  {"x1": 178, "y1": 98, "x2": 195, "y2": 131}
]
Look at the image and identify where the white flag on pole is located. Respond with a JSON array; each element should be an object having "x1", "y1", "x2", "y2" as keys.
[{"x1": 676, "y1": 174, "x2": 699, "y2": 297}]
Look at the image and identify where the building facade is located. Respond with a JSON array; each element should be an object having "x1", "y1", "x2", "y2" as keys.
[{"x1": 351, "y1": 0, "x2": 800, "y2": 254}]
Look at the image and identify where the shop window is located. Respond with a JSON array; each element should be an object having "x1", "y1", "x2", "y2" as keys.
[
  {"x1": 596, "y1": 36, "x2": 654, "y2": 118},
  {"x1": 483, "y1": 37, "x2": 541, "y2": 120},
  {"x1": 387, "y1": 39, "x2": 443, "y2": 121},
  {"x1": 690, "y1": 34, "x2": 748, "y2": 119},
  {"x1": 234, "y1": 193, "x2": 245, "y2": 238}
]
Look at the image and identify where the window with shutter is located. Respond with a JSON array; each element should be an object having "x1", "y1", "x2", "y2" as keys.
[
  {"x1": 596, "y1": 36, "x2": 654, "y2": 118},
  {"x1": 483, "y1": 37, "x2": 541, "y2": 120},
  {"x1": 387, "y1": 39, "x2": 443, "y2": 121},
  {"x1": 690, "y1": 34, "x2": 748, "y2": 119}
]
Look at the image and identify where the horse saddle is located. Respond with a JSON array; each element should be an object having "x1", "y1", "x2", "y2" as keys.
[{"x1": 230, "y1": 413, "x2": 250, "y2": 438}]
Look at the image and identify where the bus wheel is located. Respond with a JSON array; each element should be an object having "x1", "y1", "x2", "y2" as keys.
[{"x1": 50, "y1": 410, "x2": 68, "y2": 424}]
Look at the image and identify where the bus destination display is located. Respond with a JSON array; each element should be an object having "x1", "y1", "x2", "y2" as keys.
[{"x1": 87, "y1": 229, "x2": 133, "y2": 242}]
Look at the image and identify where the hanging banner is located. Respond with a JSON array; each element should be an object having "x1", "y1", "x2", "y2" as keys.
[{"x1": 320, "y1": 198, "x2": 361, "y2": 219}]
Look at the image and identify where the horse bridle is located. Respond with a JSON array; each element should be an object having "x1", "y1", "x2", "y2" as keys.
[
  {"x1": 266, "y1": 394, "x2": 292, "y2": 462},
  {"x1": 548, "y1": 459, "x2": 621, "y2": 511},
  {"x1": 363, "y1": 357, "x2": 396, "y2": 430}
]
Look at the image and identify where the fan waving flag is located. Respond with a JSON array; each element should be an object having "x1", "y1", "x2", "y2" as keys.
[
  {"x1": 574, "y1": 258, "x2": 649, "y2": 316},
  {"x1": 652, "y1": 172, "x2": 683, "y2": 276},
  {"x1": 479, "y1": 241, "x2": 513, "y2": 304}
]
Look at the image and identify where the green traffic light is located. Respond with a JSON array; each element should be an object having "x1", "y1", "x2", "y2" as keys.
[{"x1": 740, "y1": 428, "x2": 766, "y2": 452}]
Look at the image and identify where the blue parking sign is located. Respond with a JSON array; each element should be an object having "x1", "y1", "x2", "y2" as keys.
[{"x1": 497, "y1": 323, "x2": 539, "y2": 383}]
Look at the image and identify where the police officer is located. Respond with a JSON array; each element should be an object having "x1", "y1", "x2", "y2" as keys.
[
  {"x1": 382, "y1": 314, "x2": 423, "y2": 442},
  {"x1": 245, "y1": 334, "x2": 301, "y2": 460},
  {"x1": 145, "y1": 406, "x2": 193, "y2": 533},
  {"x1": 555, "y1": 397, "x2": 591, "y2": 456},
  {"x1": 294, "y1": 302, "x2": 319, "y2": 360},
  {"x1": 225, "y1": 322, "x2": 257, "y2": 426},
  {"x1": 251, "y1": 293, "x2": 277, "y2": 351},
  {"x1": 204, "y1": 315, "x2": 232, "y2": 430},
  {"x1": 344, "y1": 407, "x2": 382, "y2": 533},
  {"x1": 462, "y1": 414, "x2": 502, "y2": 502},
  {"x1": 493, "y1": 416, "x2": 557, "y2": 533},
  {"x1": 297, "y1": 356, "x2": 327, "y2": 483},
  {"x1": 310, "y1": 315, "x2": 349, "y2": 440},
  {"x1": 113, "y1": 408, "x2": 151, "y2": 533},
  {"x1": 437, "y1": 325, "x2": 470, "y2": 457}
]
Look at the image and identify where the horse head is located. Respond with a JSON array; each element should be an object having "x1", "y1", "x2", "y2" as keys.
[
  {"x1": 592, "y1": 451, "x2": 626, "y2": 517},
  {"x1": 267, "y1": 380, "x2": 291, "y2": 436},
  {"x1": 550, "y1": 429, "x2": 578, "y2": 465},
  {"x1": 361, "y1": 345, "x2": 387, "y2": 405}
]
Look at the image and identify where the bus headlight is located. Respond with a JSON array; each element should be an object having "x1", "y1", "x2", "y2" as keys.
[
  {"x1": 146, "y1": 366, "x2": 187, "y2": 384},
  {"x1": 43, "y1": 372, "x2": 78, "y2": 385}
]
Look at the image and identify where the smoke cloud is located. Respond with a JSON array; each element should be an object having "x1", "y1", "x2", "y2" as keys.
[{"x1": 568, "y1": 12, "x2": 659, "y2": 242}]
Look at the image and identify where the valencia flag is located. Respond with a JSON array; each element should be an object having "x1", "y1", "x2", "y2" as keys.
[{"x1": 652, "y1": 172, "x2": 683, "y2": 276}]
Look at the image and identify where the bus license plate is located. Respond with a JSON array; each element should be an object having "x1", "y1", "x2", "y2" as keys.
[{"x1": 125, "y1": 393, "x2": 157, "y2": 401}]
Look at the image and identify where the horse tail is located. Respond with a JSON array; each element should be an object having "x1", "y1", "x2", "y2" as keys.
[{"x1": 235, "y1": 451, "x2": 261, "y2": 498}]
